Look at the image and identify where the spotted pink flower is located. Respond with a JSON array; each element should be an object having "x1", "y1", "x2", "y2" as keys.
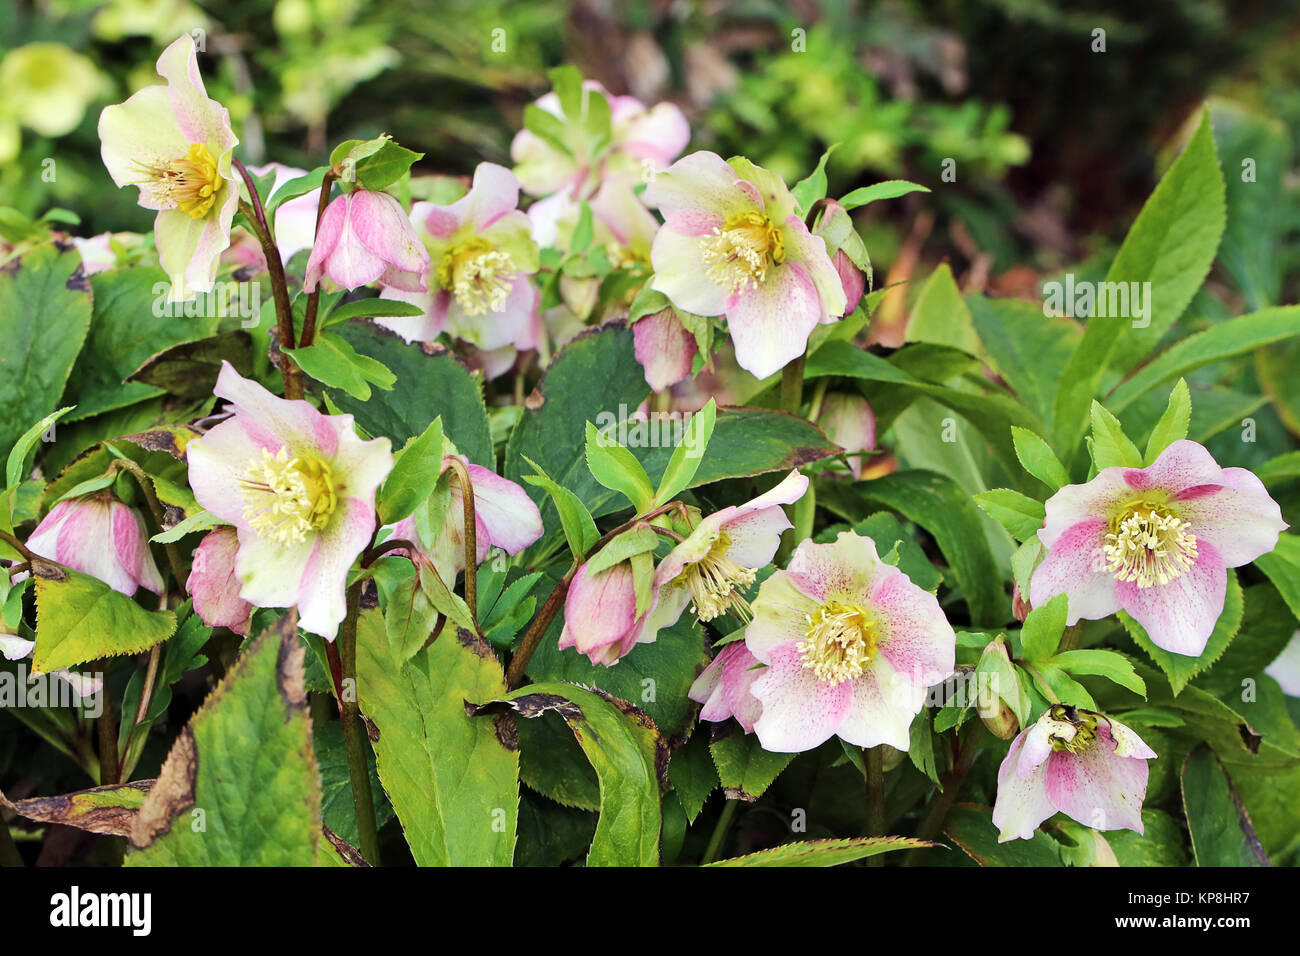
[
  {"x1": 27, "y1": 494, "x2": 163, "y2": 597},
  {"x1": 304, "y1": 189, "x2": 430, "y2": 293},
  {"x1": 688, "y1": 641, "x2": 763, "y2": 732},
  {"x1": 993, "y1": 705, "x2": 1156, "y2": 842},
  {"x1": 632, "y1": 307, "x2": 697, "y2": 393},
  {"x1": 740, "y1": 530, "x2": 956, "y2": 752},
  {"x1": 185, "y1": 362, "x2": 393, "y2": 639},
  {"x1": 1030, "y1": 440, "x2": 1286, "y2": 656},
  {"x1": 186, "y1": 526, "x2": 253, "y2": 636}
]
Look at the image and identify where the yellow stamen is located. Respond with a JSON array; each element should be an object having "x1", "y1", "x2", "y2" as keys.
[
  {"x1": 238, "y1": 448, "x2": 336, "y2": 546},
  {"x1": 676, "y1": 532, "x2": 757, "y2": 622},
  {"x1": 699, "y1": 210, "x2": 786, "y2": 295},
  {"x1": 1046, "y1": 704, "x2": 1100, "y2": 754},
  {"x1": 435, "y1": 237, "x2": 515, "y2": 315},
  {"x1": 1103, "y1": 504, "x2": 1197, "y2": 588},
  {"x1": 133, "y1": 143, "x2": 223, "y2": 219},
  {"x1": 798, "y1": 601, "x2": 878, "y2": 684}
]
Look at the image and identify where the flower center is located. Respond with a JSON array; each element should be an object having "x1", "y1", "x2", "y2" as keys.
[
  {"x1": 699, "y1": 210, "x2": 786, "y2": 295},
  {"x1": 1046, "y1": 704, "x2": 1099, "y2": 755},
  {"x1": 134, "y1": 143, "x2": 223, "y2": 219},
  {"x1": 677, "y1": 533, "x2": 757, "y2": 622},
  {"x1": 238, "y1": 448, "x2": 336, "y2": 545},
  {"x1": 436, "y1": 237, "x2": 515, "y2": 315},
  {"x1": 798, "y1": 601, "x2": 878, "y2": 683},
  {"x1": 1103, "y1": 504, "x2": 1197, "y2": 588}
]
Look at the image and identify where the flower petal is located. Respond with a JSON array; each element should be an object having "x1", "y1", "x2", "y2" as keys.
[
  {"x1": 296, "y1": 496, "x2": 376, "y2": 640},
  {"x1": 649, "y1": 226, "x2": 729, "y2": 318},
  {"x1": 466, "y1": 464, "x2": 543, "y2": 556},
  {"x1": 633, "y1": 308, "x2": 697, "y2": 392},
  {"x1": 743, "y1": 569, "x2": 820, "y2": 664},
  {"x1": 870, "y1": 564, "x2": 956, "y2": 687},
  {"x1": 1173, "y1": 466, "x2": 1287, "y2": 567},
  {"x1": 992, "y1": 733, "x2": 1057, "y2": 841},
  {"x1": 751, "y1": 640, "x2": 853, "y2": 752},
  {"x1": 187, "y1": 527, "x2": 253, "y2": 635},
  {"x1": 725, "y1": 261, "x2": 822, "y2": 380},
  {"x1": 644, "y1": 150, "x2": 755, "y2": 236},
  {"x1": 1030, "y1": 517, "x2": 1123, "y2": 624},
  {"x1": 1115, "y1": 539, "x2": 1227, "y2": 656},
  {"x1": 837, "y1": 653, "x2": 922, "y2": 749},
  {"x1": 1044, "y1": 743, "x2": 1147, "y2": 834}
]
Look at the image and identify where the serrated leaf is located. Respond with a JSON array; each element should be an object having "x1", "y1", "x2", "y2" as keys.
[
  {"x1": 1119, "y1": 570, "x2": 1244, "y2": 694},
  {"x1": 1053, "y1": 648, "x2": 1147, "y2": 697},
  {"x1": 1009, "y1": 426, "x2": 1071, "y2": 491},
  {"x1": 378, "y1": 417, "x2": 443, "y2": 525},
  {"x1": 1089, "y1": 400, "x2": 1143, "y2": 470},
  {"x1": 709, "y1": 730, "x2": 795, "y2": 801},
  {"x1": 1143, "y1": 378, "x2": 1191, "y2": 464},
  {"x1": 1020, "y1": 592, "x2": 1069, "y2": 662},
  {"x1": 653, "y1": 398, "x2": 716, "y2": 505},
  {"x1": 585, "y1": 420, "x2": 655, "y2": 514},
  {"x1": 707, "y1": 836, "x2": 932, "y2": 867},
  {"x1": 973, "y1": 488, "x2": 1045, "y2": 542}
]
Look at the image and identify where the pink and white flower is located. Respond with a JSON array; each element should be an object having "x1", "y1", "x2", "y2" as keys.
[
  {"x1": 186, "y1": 526, "x2": 254, "y2": 636},
  {"x1": 1030, "y1": 440, "x2": 1287, "y2": 656},
  {"x1": 388, "y1": 456, "x2": 543, "y2": 587},
  {"x1": 557, "y1": 558, "x2": 673, "y2": 667},
  {"x1": 688, "y1": 640, "x2": 763, "y2": 732},
  {"x1": 185, "y1": 362, "x2": 393, "y2": 640},
  {"x1": 739, "y1": 530, "x2": 956, "y2": 752},
  {"x1": 817, "y1": 392, "x2": 876, "y2": 480},
  {"x1": 98, "y1": 34, "x2": 239, "y2": 300},
  {"x1": 376, "y1": 163, "x2": 540, "y2": 353},
  {"x1": 644, "y1": 151, "x2": 847, "y2": 379},
  {"x1": 304, "y1": 188, "x2": 430, "y2": 293},
  {"x1": 993, "y1": 704, "x2": 1156, "y2": 842},
  {"x1": 632, "y1": 307, "x2": 697, "y2": 393},
  {"x1": 27, "y1": 494, "x2": 164, "y2": 597}
]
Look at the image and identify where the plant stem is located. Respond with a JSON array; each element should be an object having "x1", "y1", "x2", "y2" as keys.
[
  {"x1": 1058, "y1": 622, "x2": 1084, "y2": 653},
  {"x1": 701, "y1": 799, "x2": 738, "y2": 864},
  {"x1": 119, "y1": 644, "x2": 162, "y2": 780},
  {"x1": 505, "y1": 565, "x2": 576, "y2": 689},
  {"x1": 233, "y1": 158, "x2": 303, "y2": 400},
  {"x1": 903, "y1": 725, "x2": 984, "y2": 866},
  {"x1": 299, "y1": 171, "x2": 337, "y2": 350},
  {"x1": 0, "y1": 816, "x2": 23, "y2": 867},
  {"x1": 98, "y1": 689, "x2": 120, "y2": 786},
  {"x1": 115, "y1": 459, "x2": 187, "y2": 591},
  {"x1": 779, "y1": 351, "x2": 807, "y2": 416},
  {"x1": 864, "y1": 745, "x2": 886, "y2": 866},
  {"x1": 334, "y1": 582, "x2": 381, "y2": 865}
]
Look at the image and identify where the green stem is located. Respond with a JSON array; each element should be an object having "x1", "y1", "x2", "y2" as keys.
[
  {"x1": 1057, "y1": 622, "x2": 1084, "y2": 653},
  {"x1": 903, "y1": 725, "x2": 984, "y2": 866},
  {"x1": 334, "y1": 583, "x2": 381, "y2": 865},
  {"x1": 864, "y1": 745, "x2": 886, "y2": 866},
  {"x1": 701, "y1": 799, "x2": 738, "y2": 865},
  {"x1": 779, "y1": 351, "x2": 807, "y2": 417},
  {"x1": 0, "y1": 816, "x2": 23, "y2": 867}
]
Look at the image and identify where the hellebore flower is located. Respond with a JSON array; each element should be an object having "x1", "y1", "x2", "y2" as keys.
[
  {"x1": 304, "y1": 188, "x2": 430, "y2": 293},
  {"x1": 377, "y1": 163, "x2": 540, "y2": 352},
  {"x1": 98, "y1": 34, "x2": 239, "y2": 299},
  {"x1": 653, "y1": 470, "x2": 809, "y2": 626},
  {"x1": 632, "y1": 307, "x2": 698, "y2": 393},
  {"x1": 557, "y1": 557, "x2": 679, "y2": 667},
  {"x1": 1030, "y1": 440, "x2": 1286, "y2": 656},
  {"x1": 817, "y1": 392, "x2": 876, "y2": 480},
  {"x1": 185, "y1": 362, "x2": 393, "y2": 639},
  {"x1": 27, "y1": 494, "x2": 164, "y2": 597},
  {"x1": 740, "y1": 531, "x2": 956, "y2": 752},
  {"x1": 186, "y1": 526, "x2": 254, "y2": 636},
  {"x1": 688, "y1": 640, "x2": 763, "y2": 732},
  {"x1": 645, "y1": 151, "x2": 847, "y2": 379},
  {"x1": 992, "y1": 704, "x2": 1156, "y2": 842},
  {"x1": 388, "y1": 456, "x2": 543, "y2": 587}
]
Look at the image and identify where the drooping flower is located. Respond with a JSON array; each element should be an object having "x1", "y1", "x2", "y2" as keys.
[
  {"x1": 738, "y1": 530, "x2": 956, "y2": 752},
  {"x1": 185, "y1": 362, "x2": 393, "y2": 640},
  {"x1": 98, "y1": 34, "x2": 239, "y2": 299},
  {"x1": 186, "y1": 526, "x2": 254, "y2": 636},
  {"x1": 817, "y1": 392, "x2": 875, "y2": 480},
  {"x1": 557, "y1": 557, "x2": 680, "y2": 667},
  {"x1": 652, "y1": 470, "x2": 809, "y2": 626},
  {"x1": 304, "y1": 188, "x2": 430, "y2": 293},
  {"x1": 645, "y1": 151, "x2": 847, "y2": 379},
  {"x1": 632, "y1": 307, "x2": 698, "y2": 392},
  {"x1": 27, "y1": 494, "x2": 164, "y2": 597},
  {"x1": 688, "y1": 640, "x2": 763, "y2": 732},
  {"x1": 992, "y1": 704, "x2": 1156, "y2": 842},
  {"x1": 388, "y1": 456, "x2": 543, "y2": 587},
  {"x1": 377, "y1": 163, "x2": 540, "y2": 353},
  {"x1": 1030, "y1": 440, "x2": 1287, "y2": 656}
]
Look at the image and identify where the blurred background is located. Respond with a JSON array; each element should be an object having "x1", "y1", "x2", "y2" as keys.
[{"x1": 3, "y1": 0, "x2": 1300, "y2": 278}]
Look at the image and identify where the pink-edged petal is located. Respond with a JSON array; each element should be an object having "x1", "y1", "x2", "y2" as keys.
[
  {"x1": 451, "y1": 162, "x2": 522, "y2": 231},
  {"x1": 649, "y1": 226, "x2": 729, "y2": 318},
  {"x1": 784, "y1": 531, "x2": 881, "y2": 606},
  {"x1": 232, "y1": 526, "x2": 314, "y2": 613},
  {"x1": 155, "y1": 35, "x2": 236, "y2": 153},
  {"x1": 1044, "y1": 745, "x2": 1147, "y2": 834},
  {"x1": 1039, "y1": 467, "x2": 1141, "y2": 550},
  {"x1": 1102, "y1": 717, "x2": 1157, "y2": 760},
  {"x1": 993, "y1": 733, "x2": 1057, "y2": 841},
  {"x1": 1115, "y1": 540, "x2": 1226, "y2": 656},
  {"x1": 187, "y1": 416, "x2": 277, "y2": 528},
  {"x1": 186, "y1": 526, "x2": 253, "y2": 635},
  {"x1": 1030, "y1": 517, "x2": 1122, "y2": 624},
  {"x1": 465, "y1": 464, "x2": 543, "y2": 555},
  {"x1": 751, "y1": 641, "x2": 853, "y2": 752},
  {"x1": 110, "y1": 501, "x2": 164, "y2": 595},
  {"x1": 49, "y1": 499, "x2": 135, "y2": 595},
  {"x1": 155, "y1": 197, "x2": 236, "y2": 298},
  {"x1": 212, "y1": 361, "x2": 341, "y2": 458},
  {"x1": 780, "y1": 215, "x2": 846, "y2": 320},
  {"x1": 619, "y1": 102, "x2": 691, "y2": 170},
  {"x1": 1174, "y1": 466, "x2": 1287, "y2": 567},
  {"x1": 25, "y1": 500, "x2": 74, "y2": 561},
  {"x1": 0, "y1": 635, "x2": 35, "y2": 661},
  {"x1": 819, "y1": 392, "x2": 875, "y2": 479},
  {"x1": 837, "y1": 654, "x2": 922, "y2": 749},
  {"x1": 349, "y1": 190, "x2": 430, "y2": 277},
  {"x1": 1139, "y1": 439, "x2": 1236, "y2": 496},
  {"x1": 1017, "y1": 713, "x2": 1074, "y2": 779},
  {"x1": 690, "y1": 641, "x2": 763, "y2": 732},
  {"x1": 725, "y1": 261, "x2": 822, "y2": 380},
  {"x1": 303, "y1": 191, "x2": 346, "y2": 291},
  {"x1": 869, "y1": 564, "x2": 956, "y2": 687},
  {"x1": 743, "y1": 570, "x2": 820, "y2": 664},
  {"x1": 558, "y1": 561, "x2": 638, "y2": 660},
  {"x1": 296, "y1": 496, "x2": 375, "y2": 640},
  {"x1": 643, "y1": 150, "x2": 756, "y2": 236},
  {"x1": 717, "y1": 470, "x2": 808, "y2": 568},
  {"x1": 633, "y1": 308, "x2": 697, "y2": 392}
]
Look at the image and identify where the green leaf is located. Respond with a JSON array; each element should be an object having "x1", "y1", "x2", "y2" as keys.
[
  {"x1": 707, "y1": 836, "x2": 932, "y2": 867},
  {"x1": 286, "y1": 331, "x2": 396, "y2": 401},
  {"x1": 520, "y1": 456, "x2": 599, "y2": 560},
  {"x1": 791, "y1": 145, "x2": 836, "y2": 213},
  {"x1": 1106, "y1": 809, "x2": 1190, "y2": 866},
  {"x1": 1181, "y1": 747, "x2": 1270, "y2": 866},
  {"x1": 0, "y1": 244, "x2": 92, "y2": 453},
  {"x1": 653, "y1": 398, "x2": 716, "y2": 505},
  {"x1": 1005, "y1": 427, "x2": 1067, "y2": 493},
  {"x1": 668, "y1": 733, "x2": 718, "y2": 823},
  {"x1": 327, "y1": 322, "x2": 493, "y2": 466},
  {"x1": 321, "y1": 296, "x2": 425, "y2": 329},
  {"x1": 710, "y1": 731, "x2": 795, "y2": 801},
  {"x1": 973, "y1": 488, "x2": 1045, "y2": 542},
  {"x1": 906, "y1": 264, "x2": 979, "y2": 356},
  {"x1": 313, "y1": 721, "x2": 393, "y2": 848},
  {"x1": 385, "y1": 572, "x2": 439, "y2": 664},
  {"x1": 943, "y1": 804, "x2": 1063, "y2": 866},
  {"x1": 1143, "y1": 378, "x2": 1191, "y2": 464},
  {"x1": 1053, "y1": 649, "x2": 1146, "y2": 697},
  {"x1": 1020, "y1": 592, "x2": 1069, "y2": 661},
  {"x1": 966, "y1": 294, "x2": 1079, "y2": 426},
  {"x1": 1253, "y1": 533, "x2": 1300, "y2": 623},
  {"x1": 417, "y1": 560, "x2": 476, "y2": 635},
  {"x1": 6, "y1": 406, "x2": 74, "y2": 489},
  {"x1": 350, "y1": 141, "x2": 423, "y2": 191},
  {"x1": 31, "y1": 559, "x2": 177, "y2": 673},
  {"x1": 838, "y1": 180, "x2": 930, "y2": 210},
  {"x1": 471, "y1": 682, "x2": 663, "y2": 867},
  {"x1": 266, "y1": 166, "x2": 327, "y2": 214},
  {"x1": 356, "y1": 611, "x2": 519, "y2": 865},
  {"x1": 126, "y1": 614, "x2": 321, "y2": 865},
  {"x1": 1088, "y1": 400, "x2": 1143, "y2": 471},
  {"x1": 585, "y1": 420, "x2": 655, "y2": 514},
  {"x1": 585, "y1": 525, "x2": 659, "y2": 576},
  {"x1": 1120, "y1": 570, "x2": 1244, "y2": 695},
  {"x1": 378, "y1": 417, "x2": 443, "y2": 525},
  {"x1": 1052, "y1": 111, "x2": 1226, "y2": 458}
]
